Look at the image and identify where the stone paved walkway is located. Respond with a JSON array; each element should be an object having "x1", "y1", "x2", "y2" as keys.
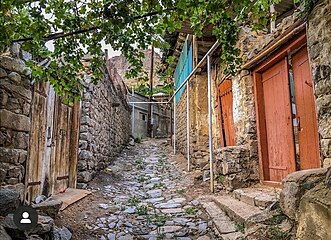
[{"x1": 67, "y1": 139, "x2": 219, "y2": 240}]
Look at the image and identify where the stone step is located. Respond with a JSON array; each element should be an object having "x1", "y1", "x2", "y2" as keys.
[
  {"x1": 200, "y1": 200, "x2": 244, "y2": 240},
  {"x1": 232, "y1": 187, "x2": 279, "y2": 209},
  {"x1": 211, "y1": 195, "x2": 263, "y2": 224}
]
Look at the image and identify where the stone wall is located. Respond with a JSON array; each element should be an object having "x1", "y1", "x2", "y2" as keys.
[
  {"x1": 0, "y1": 55, "x2": 32, "y2": 199},
  {"x1": 77, "y1": 60, "x2": 131, "y2": 186},
  {"x1": 175, "y1": 73, "x2": 210, "y2": 169},
  {"x1": 307, "y1": 0, "x2": 331, "y2": 167}
]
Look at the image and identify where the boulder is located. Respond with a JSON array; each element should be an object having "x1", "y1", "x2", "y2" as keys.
[
  {"x1": 296, "y1": 183, "x2": 331, "y2": 240},
  {"x1": 280, "y1": 168, "x2": 328, "y2": 220},
  {"x1": 32, "y1": 199, "x2": 63, "y2": 219},
  {"x1": 0, "y1": 189, "x2": 20, "y2": 216}
]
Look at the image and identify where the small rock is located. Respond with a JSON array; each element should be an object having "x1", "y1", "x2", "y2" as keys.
[
  {"x1": 159, "y1": 225, "x2": 182, "y2": 233},
  {"x1": 26, "y1": 235, "x2": 43, "y2": 240},
  {"x1": 155, "y1": 202, "x2": 181, "y2": 209},
  {"x1": 98, "y1": 204, "x2": 109, "y2": 209},
  {"x1": 124, "y1": 207, "x2": 136, "y2": 214},
  {"x1": 53, "y1": 226, "x2": 72, "y2": 240},
  {"x1": 146, "y1": 189, "x2": 162, "y2": 198},
  {"x1": 35, "y1": 195, "x2": 47, "y2": 204},
  {"x1": 107, "y1": 233, "x2": 116, "y2": 240},
  {"x1": 198, "y1": 223, "x2": 207, "y2": 234},
  {"x1": 108, "y1": 222, "x2": 116, "y2": 229}
]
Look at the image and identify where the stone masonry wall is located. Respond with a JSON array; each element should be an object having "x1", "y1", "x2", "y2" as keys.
[
  {"x1": 175, "y1": 73, "x2": 209, "y2": 169},
  {"x1": 77, "y1": 60, "x2": 131, "y2": 186},
  {"x1": 307, "y1": 0, "x2": 331, "y2": 168},
  {"x1": 0, "y1": 55, "x2": 32, "y2": 199}
]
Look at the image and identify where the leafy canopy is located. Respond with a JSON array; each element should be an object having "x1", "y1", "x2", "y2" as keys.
[{"x1": 0, "y1": 0, "x2": 311, "y2": 103}]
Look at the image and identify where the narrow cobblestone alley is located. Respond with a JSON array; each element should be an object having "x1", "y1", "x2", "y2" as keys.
[{"x1": 55, "y1": 139, "x2": 218, "y2": 240}]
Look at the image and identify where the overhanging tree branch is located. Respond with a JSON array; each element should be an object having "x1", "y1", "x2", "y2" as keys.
[{"x1": 13, "y1": 8, "x2": 176, "y2": 43}]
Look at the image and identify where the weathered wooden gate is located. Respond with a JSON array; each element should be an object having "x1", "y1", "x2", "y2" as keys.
[{"x1": 25, "y1": 82, "x2": 80, "y2": 203}]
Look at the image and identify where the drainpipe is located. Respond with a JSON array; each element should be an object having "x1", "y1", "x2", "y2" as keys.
[
  {"x1": 207, "y1": 55, "x2": 214, "y2": 193},
  {"x1": 186, "y1": 82, "x2": 190, "y2": 172}
]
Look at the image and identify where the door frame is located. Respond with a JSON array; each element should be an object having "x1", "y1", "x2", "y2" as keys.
[{"x1": 253, "y1": 30, "x2": 308, "y2": 186}]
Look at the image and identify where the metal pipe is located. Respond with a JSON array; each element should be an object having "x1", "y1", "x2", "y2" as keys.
[
  {"x1": 128, "y1": 101, "x2": 169, "y2": 104},
  {"x1": 173, "y1": 96, "x2": 176, "y2": 154},
  {"x1": 167, "y1": 40, "x2": 220, "y2": 104},
  {"x1": 207, "y1": 55, "x2": 214, "y2": 193},
  {"x1": 186, "y1": 83, "x2": 190, "y2": 172},
  {"x1": 132, "y1": 88, "x2": 135, "y2": 136}
]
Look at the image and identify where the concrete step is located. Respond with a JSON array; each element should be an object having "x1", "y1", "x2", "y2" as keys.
[
  {"x1": 211, "y1": 195, "x2": 263, "y2": 224},
  {"x1": 232, "y1": 187, "x2": 279, "y2": 209},
  {"x1": 200, "y1": 200, "x2": 244, "y2": 240}
]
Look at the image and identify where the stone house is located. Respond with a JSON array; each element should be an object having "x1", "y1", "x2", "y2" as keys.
[
  {"x1": 166, "y1": 0, "x2": 330, "y2": 191},
  {"x1": 0, "y1": 52, "x2": 131, "y2": 202},
  {"x1": 128, "y1": 91, "x2": 172, "y2": 139}
]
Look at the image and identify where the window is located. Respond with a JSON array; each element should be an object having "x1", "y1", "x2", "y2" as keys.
[{"x1": 139, "y1": 112, "x2": 147, "y2": 121}]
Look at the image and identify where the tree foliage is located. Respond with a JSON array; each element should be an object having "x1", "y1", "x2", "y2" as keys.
[{"x1": 0, "y1": 0, "x2": 313, "y2": 102}]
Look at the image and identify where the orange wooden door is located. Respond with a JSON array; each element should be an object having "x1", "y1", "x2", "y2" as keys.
[
  {"x1": 292, "y1": 47, "x2": 320, "y2": 169},
  {"x1": 219, "y1": 80, "x2": 236, "y2": 146},
  {"x1": 262, "y1": 59, "x2": 296, "y2": 182}
]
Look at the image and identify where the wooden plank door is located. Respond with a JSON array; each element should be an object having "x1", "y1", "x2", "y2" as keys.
[
  {"x1": 50, "y1": 97, "x2": 73, "y2": 195},
  {"x1": 219, "y1": 80, "x2": 236, "y2": 146},
  {"x1": 261, "y1": 59, "x2": 296, "y2": 182},
  {"x1": 26, "y1": 83, "x2": 48, "y2": 202},
  {"x1": 292, "y1": 47, "x2": 320, "y2": 169}
]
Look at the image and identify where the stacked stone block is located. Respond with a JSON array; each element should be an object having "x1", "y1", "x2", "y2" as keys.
[
  {"x1": 77, "y1": 62, "x2": 131, "y2": 186},
  {"x1": 0, "y1": 55, "x2": 32, "y2": 198}
]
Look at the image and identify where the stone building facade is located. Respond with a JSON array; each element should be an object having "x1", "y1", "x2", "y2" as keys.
[
  {"x1": 170, "y1": 0, "x2": 330, "y2": 190},
  {"x1": 128, "y1": 92, "x2": 171, "y2": 139},
  {"x1": 0, "y1": 53, "x2": 132, "y2": 200},
  {"x1": 77, "y1": 59, "x2": 131, "y2": 186},
  {"x1": 0, "y1": 55, "x2": 32, "y2": 200}
]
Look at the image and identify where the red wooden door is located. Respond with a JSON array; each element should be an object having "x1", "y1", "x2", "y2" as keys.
[
  {"x1": 292, "y1": 47, "x2": 320, "y2": 169},
  {"x1": 219, "y1": 80, "x2": 236, "y2": 146},
  {"x1": 262, "y1": 59, "x2": 296, "y2": 182}
]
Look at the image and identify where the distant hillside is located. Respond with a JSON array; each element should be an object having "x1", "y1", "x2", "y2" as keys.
[{"x1": 109, "y1": 49, "x2": 162, "y2": 89}]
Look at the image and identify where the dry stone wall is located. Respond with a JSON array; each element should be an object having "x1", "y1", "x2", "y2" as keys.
[
  {"x1": 77, "y1": 60, "x2": 131, "y2": 186},
  {"x1": 307, "y1": 0, "x2": 331, "y2": 167},
  {"x1": 0, "y1": 55, "x2": 32, "y2": 199}
]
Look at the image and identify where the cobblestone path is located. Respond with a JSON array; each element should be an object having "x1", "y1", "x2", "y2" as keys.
[{"x1": 59, "y1": 139, "x2": 219, "y2": 240}]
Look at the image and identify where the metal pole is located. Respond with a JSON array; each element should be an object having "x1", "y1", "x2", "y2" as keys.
[
  {"x1": 207, "y1": 55, "x2": 214, "y2": 193},
  {"x1": 186, "y1": 83, "x2": 190, "y2": 172},
  {"x1": 132, "y1": 87, "x2": 135, "y2": 136},
  {"x1": 148, "y1": 45, "x2": 154, "y2": 137},
  {"x1": 173, "y1": 96, "x2": 176, "y2": 154}
]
